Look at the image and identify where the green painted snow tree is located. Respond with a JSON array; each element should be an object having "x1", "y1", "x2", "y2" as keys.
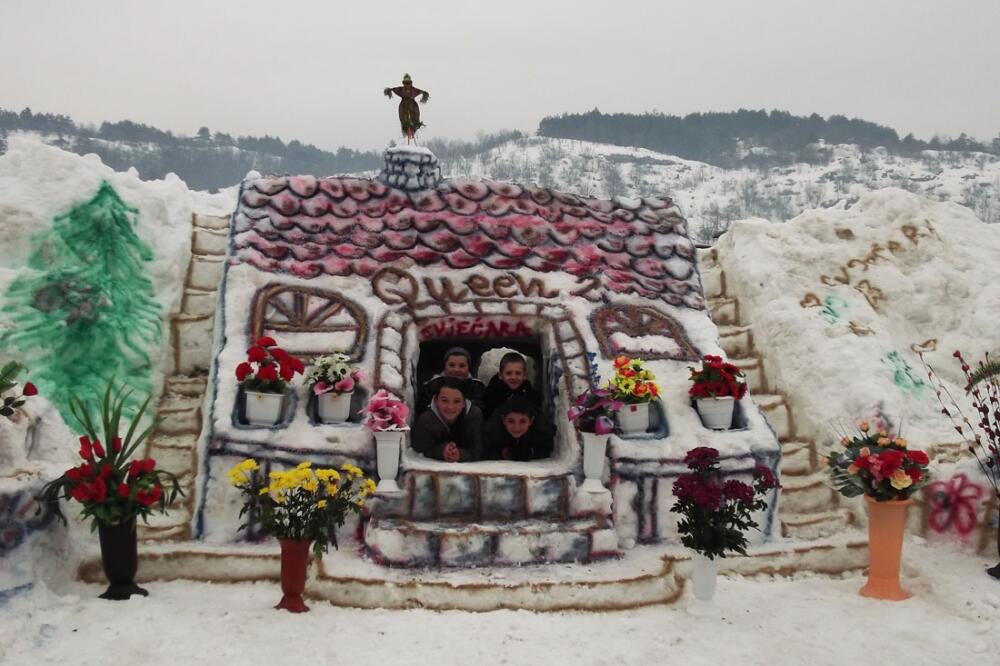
[{"x1": 2, "y1": 181, "x2": 161, "y2": 423}]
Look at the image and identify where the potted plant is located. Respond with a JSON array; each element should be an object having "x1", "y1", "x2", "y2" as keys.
[
  {"x1": 0, "y1": 361, "x2": 37, "y2": 420},
  {"x1": 235, "y1": 336, "x2": 305, "y2": 426},
  {"x1": 827, "y1": 420, "x2": 931, "y2": 600},
  {"x1": 670, "y1": 447, "x2": 778, "y2": 602},
  {"x1": 362, "y1": 389, "x2": 410, "y2": 494},
  {"x1": 37, "y1": 381, "x2": 182, "y2": 600},
  {"x1": 568, "y1": 384, "x2": 623, "y2": 493},
  {"x1": 306, "y1": 352, "x2": 361, "y2": 424},
  {"x1": 606, "y1": 355, "x2": 661, "y2": 436},
  {"x1": 921, "y1": 350, "x2": 1000, "y2": 578},
  {"x1": 688, "y1": 355, "x2": 747, "y2": 430},
  {"x1": 228, "y1": 458, "x2": 375, "y2": 612}
]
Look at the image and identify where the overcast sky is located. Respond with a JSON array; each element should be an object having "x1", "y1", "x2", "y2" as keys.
[{"x1": 2, "y1": 0, "x2": 998, "y2": 153}]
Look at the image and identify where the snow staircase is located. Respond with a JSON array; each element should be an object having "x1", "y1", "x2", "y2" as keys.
[
  {"x1": 138, "y1": 213, "x2": 228, "y2": 542},
  {"x1": 363, "y1": 468, "x2": 619, "y2": 567},
  {"x1": 698, "y1": 247, "x2": 853, "y2": 539}
]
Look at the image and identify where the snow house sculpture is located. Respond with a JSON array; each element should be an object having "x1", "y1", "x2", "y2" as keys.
[{"x1": 198, "y1": 146, "x2": 782, "y2": 566}]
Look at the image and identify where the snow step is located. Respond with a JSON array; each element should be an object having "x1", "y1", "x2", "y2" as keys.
[
  {"x1": 752, "y1": 394, "x2": 792, "y2": 440},
  {"x1": 779, "y1": 440, "x2": 816, "y2": 476},
  {"x1": 707, "y1": 296, "x2": 740, "y2": 326},
  {"x1": 780, "y1": 508, "x2": 854, "y2": 540},
  {"x1": 181, "y1": 287, "x2": 218, "y2": 317},
  {"x1": 699, "y1": 265, "x2": 726, "y2": 299},
  {"x1": 192, "y1": 226, "x2": 228, "y2": 256},
  {"x1": 718, "y1": 324, "x2": 754, "y2": 358},
  {"x1": 165, "y1": 375, "x2": 208, "y2": 398},
  {"x1": 731, "y1": 356, "x2": 766, "y2": 393},
  {"x1": 187, "y1": 255, "x2": 226, "y2": 291},
  {"x1": 695, "y1": 247, "x2": 719, "y2": 270},
  {"x1": 780, "y1": 473, "x2": 837, "y2": 514},
  {"x1": 375, "y1": 470, "x2": 575, "y2": 523},
  {"x1": 193, "y1": 213, "x2": 230, "y2": 231},
  {"x1": 363, "y1": 516, "x2": 619, "y2": 568},
  {"x1": 155, "y1": 395, "x2": 204, "y2": 435}
]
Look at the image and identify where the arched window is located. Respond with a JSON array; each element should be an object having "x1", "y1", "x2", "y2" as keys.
[
  {"x1": 250, "y1": 284, "x2": 367, "y2": 359},
  {"x1": 591, "y1": 304, "x2": 700, "y2": 361}
]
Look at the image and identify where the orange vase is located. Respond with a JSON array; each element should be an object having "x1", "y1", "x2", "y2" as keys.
[{"x1": 860, "y1": 496, "x2": 911, "y2": 601}]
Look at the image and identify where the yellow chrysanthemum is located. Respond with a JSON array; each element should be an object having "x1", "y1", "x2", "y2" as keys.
[
  {"x1": 315, "y1": 499, "x2": 328, "y2": 509},
  {"x1": 325, "y1": 483, "x2": 339, "y2": 495},
  {"x1": 341, "y1": 463, "x2": 363, "y2": 479},
  {"x1": 361, "y1": 478, "x2": 377, "y2": 496},
  {"x1": 316, "y1": 468, "x2": 340, "y2": 482},
  {"x1": 297, "y1": 461, "x2": 312, "y2": 470}
]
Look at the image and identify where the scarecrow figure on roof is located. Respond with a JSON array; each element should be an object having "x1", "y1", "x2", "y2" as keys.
[{"x1": 384, "y1": 74, "x2": 430, "y2": 142}]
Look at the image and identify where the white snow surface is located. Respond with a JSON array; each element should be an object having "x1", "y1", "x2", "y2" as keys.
[
  {"x1": 0, "y1": 539, "x2": 997, "y2": 665},
  {"x1": 713, "y1": 188, "x2": 1000, "y2": 451}
]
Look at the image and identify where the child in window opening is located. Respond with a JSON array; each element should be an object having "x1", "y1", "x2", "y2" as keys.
[
  {"x1": 483, "y1": 351, "x2": 542, "y2": 420},
  {"x1": 411, "y1": 376, "x2": 484, "y2": 463},
  {"x1": 483, "y1": 397, "x2": 554, "y2": 462},
  {"x1": 417, "y1": 346, "x2": 486, "y2": 413}
]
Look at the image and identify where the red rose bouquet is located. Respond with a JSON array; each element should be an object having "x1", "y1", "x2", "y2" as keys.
[
  {"x1": 38, "y1": 381, "x2": 182, "y2": 528},
  {"x1": 670, "y1": 447, "x2": 779, "y2": 558},
  {"x1": 826, "y1": 420, "x2": 931, "y2": 501},
  {"x1": 235, "y1": 336, "x2": 305, "y2": 394}
]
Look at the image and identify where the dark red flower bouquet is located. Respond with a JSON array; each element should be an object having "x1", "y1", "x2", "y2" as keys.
[
  {"x1": 235, "y1": 336, "x2": 305, "y2": 394},
  {"x1": 826, "y1": 420, "x2": 930, "y2": 502},
  {"x1": 688, "y1": 355, "x2": 747, "y2": 400},
  {"x1": 670, "y1": 447, "x2": 778, "y2": 559},
  {"x1": 38, "y1": 382, "x2": 182, "y2": 528}
]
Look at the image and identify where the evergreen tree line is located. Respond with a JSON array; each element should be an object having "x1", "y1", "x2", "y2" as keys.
[
  {"x1": 0, "y1": 107, "x2": 382, "y2": 191},
  {"x1": 538, "y1": 109, "x2": 1000, "y2": 169}
]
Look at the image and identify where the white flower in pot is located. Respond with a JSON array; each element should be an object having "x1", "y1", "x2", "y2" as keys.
[{"x1": 306, "y1": 352, "x2": 361, "y2": 424}]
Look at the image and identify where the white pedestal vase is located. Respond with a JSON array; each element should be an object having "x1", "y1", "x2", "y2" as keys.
[
  {"x1": 580, "y1": 432, "x2": 608, "y2": 493},
  {"x1": 690, "y1": 551, "x2": 718, "y2": 602},
  {"x1": 374, "y1": 430, "x2": 403, "y2": 494},
  {"x1": 317, "y1": 391, "x2": 353, "y2": 423},
  {"x1": 617, "y1": 401, "x2": 650, "y2": 436},
  {"x1": 696, "y1": 396, "x2": 735, "y2": 430},
  {"x1": 244, "y1": 390, "x2": 284, "y2": 426}
]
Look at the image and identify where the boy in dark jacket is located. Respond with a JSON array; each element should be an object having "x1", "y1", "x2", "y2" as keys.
[
  {"x1": 483, "y1": 352, "x2": 542, "y2": 420},
  {"x1": 411, "y1": 376, "x2": 484, "y2": 463},
  {"x1": 483, "y1": 397, "x2": 554, "y2": 462},
  {"x1": 417, "y1": 346, "x2": 486, "y2": 413}
]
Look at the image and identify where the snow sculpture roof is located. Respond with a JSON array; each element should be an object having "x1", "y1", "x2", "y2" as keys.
[{"x1": 232, "y1": 162, "x2": 703, "y2": 308}]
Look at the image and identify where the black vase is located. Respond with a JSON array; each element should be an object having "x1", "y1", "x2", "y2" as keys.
[
  {"x1": 988, "y1": 515, "x2": 1000, "y2": 580},
  {"x1": 97, "y1": 519, "x2": 148, "y2": 600}
]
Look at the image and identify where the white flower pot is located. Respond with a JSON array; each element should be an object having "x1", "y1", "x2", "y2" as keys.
[
  {"x1": 690, "y1": 551, "x2": 718, "y2": 602},
  {"x1": 317, "y1": 391, "x2": 353, "y2": 423},
  {"x1": 374, "y1": 430, "x2": 403, "y2": 494},
  {"x1": 696, "y1": 396, "x2": 735, "y2": 430},
  {"x1": 580, "y1": 432, "x2": 608, "y2": 493},
  {"x1": 617, "y1": 401, "x2": 650, "y2": 436},
  {"x1": 244, "y1": 390, "x2": 284, "y2": 426}
]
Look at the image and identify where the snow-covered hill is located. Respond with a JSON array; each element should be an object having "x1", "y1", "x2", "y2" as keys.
[{"x1": 437, "y1": 136, "x2": 1000, "y2": 240}]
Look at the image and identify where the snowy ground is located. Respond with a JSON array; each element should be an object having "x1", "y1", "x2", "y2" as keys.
[{"x1": 1, "y1": 539, "x2": 996, "y2": 666}]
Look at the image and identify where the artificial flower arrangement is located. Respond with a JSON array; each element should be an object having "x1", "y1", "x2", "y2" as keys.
[
  {"x1": 606, "y1": 355, "x2": 660, "y2": 403},
  {"x1": 826, "y1": 420, "x2": 931, "y2": 501},
  {"x1": 568, "y1": 386, "x2": 623, "y2": 435},
  {"x1": 228, "y1": 458, "x2": 376, "y2": 556},
  {"x1": 38, "y1": 381, "x2": 182, "y2": 528},
  {"x1": 235, "y1": 336, "x2": 305, "y2": 393},
  {"x1": 1, "y1": 361, "x2": 37, "y2": 420},
  {"x1": 670, "y1": 447, "x2": 779, "y2": 559},
  {"x1": 688, "y1": 355, "x2": 747, "y2": 400},
  {"x1": 363, "y1": 389, "x2": 410, "y2": 431},
  {"x1": 306, "y1": 352, "x2": 362, "y2": 397}
]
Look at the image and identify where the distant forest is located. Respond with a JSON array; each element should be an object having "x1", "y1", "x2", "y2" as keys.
[
  {"x1": 538, "y1": 109, "x2": 1000, "y2": 168},
  {"x1": 0, "y1": 107, "x2": 383, "y2": 191}
]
